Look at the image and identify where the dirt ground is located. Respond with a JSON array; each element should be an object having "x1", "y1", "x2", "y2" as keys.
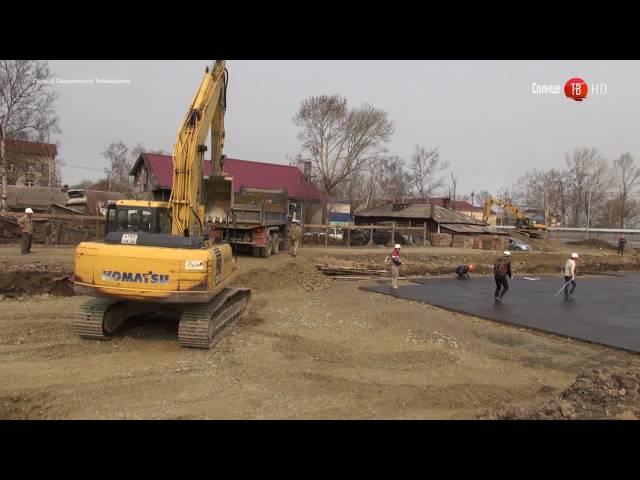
[{"x1": 1, "y1": 242, "x2": 639, "y2": 419}]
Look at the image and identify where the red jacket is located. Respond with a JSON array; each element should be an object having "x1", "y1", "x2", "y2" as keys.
[{"x1": 391, "y1": 248, "x2": 401, "y2": 265}]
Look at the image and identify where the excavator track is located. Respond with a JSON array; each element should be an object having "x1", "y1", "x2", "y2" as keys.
[
  {"x1": 178, "y1": 288, "x2": 252, "y2": 349},
  {"x1": 73, "y1": 298, "x2": 119, "y2": 340}
]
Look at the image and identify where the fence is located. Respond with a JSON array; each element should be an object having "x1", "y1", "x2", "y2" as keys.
[
  {"x1": 497, "y1": 226, "x2": 640, "y2": 248},
  {"x1": 302, "y1": 224, "x2": 429, "y2": 247},
  {"x1": 0, "y1": 211, "x2": 105, "y2": 245},
  {"x1": 300, "y1": 223, "x2": 509, "y2": 250}
]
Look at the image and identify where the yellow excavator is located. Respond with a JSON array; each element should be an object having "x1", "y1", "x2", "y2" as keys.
[
  {"x1": 483, "y1": 195, "x2": 547, "y2": 239},
  {"x1": 72, "y1": 60, "x2": 251, "y2": 349}
]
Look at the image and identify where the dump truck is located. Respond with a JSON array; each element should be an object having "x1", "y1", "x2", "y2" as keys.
[{"x1": 212, "y1": 186, "x2": 292, "y2": 258}]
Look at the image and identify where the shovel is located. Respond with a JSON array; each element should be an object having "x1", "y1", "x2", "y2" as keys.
[{"x1": 554, "y1": 279, "x2": 573, "y2": 297}]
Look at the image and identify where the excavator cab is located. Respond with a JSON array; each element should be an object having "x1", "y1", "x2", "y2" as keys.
[{"x1": 106, "y1": 200, "x2": 172, "y2": 235}]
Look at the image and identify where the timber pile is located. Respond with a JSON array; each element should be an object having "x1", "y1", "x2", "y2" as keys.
[
  {"x1": 475, "y1": 235, "x2": 507, "y2": 250},
  {"x1": 316, "y1": 264, "x2": 391, "y2": 277},
  {"x1": 452, "y1": 235, "x2": 474, "y2": 248},
  {"x1": 431, "y1": 233, "x2": 453, "y2": 247},
  {"x1": 315, "y1": 264, "x2": 422, "y2": 280}
]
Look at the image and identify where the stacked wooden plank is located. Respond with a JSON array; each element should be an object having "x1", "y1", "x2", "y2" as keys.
[
  {"x1": 452, "y1": 235, "x2": 474, "y2": 249},
  {"x1": 431, "y1": 233, "x2": 453, "y2": 247},
  {"x1": 316, "y1": 264, "x2": 391, "y2": 277},
  {"x1": 476, "y1": 235, "x2": 508, "y2": 250}
]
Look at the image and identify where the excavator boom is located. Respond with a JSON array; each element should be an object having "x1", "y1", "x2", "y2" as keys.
[{"x1": 170, "y1": 60, "x2": 229, "y2": 237}]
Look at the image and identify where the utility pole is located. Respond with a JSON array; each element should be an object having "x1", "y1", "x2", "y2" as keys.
[{"x1": 586, "y1": 182, "x2": 593, "y2": 240}]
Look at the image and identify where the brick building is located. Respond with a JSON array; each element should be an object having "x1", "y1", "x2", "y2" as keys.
[{"x1": 4, "y1": 139, "x2": 58, "y2": 187}]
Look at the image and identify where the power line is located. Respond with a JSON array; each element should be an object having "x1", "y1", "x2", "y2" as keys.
[{"x1": 62, "y1": 163, "x2": 104, "y2": 172}]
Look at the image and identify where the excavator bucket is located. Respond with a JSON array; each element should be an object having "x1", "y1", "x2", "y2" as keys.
[{"x1": 203, "y1": 175, "x2": 234, "y2": 220}]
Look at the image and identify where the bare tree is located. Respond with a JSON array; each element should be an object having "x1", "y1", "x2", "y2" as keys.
[
  {"x1": 519, "y1": 168, "x2": 567, "y2": 225},
  {"x1": 380, "y1": 156, "x2": 411, "y2": 203},
  {"x1": 564, "y1": 147, "x2": 610, "y2": 227},
  {"x1": 0, "y1": 60, "x2": 60, "y2": 211},
  {"x1": 102, "y1": 141, "x2": 130, "y2": 192},
  {"x1": 475, "y1": 189, "x2": 491, "y2": 208},
  {"x1": 293, "y1": 95, "x2": 394, "y2": 198},
  {"x1": 612, "y1": 153, "x2": 640, "y2": 228},
  {"x1": 360, "y1": 157, "x2": 387, "y2": 210},
  {"x1": 130, "y1": 143, "x2": 146, "y2": 162},
  {"x1": 447, "y1": 172, "x2": 458, "y2": 203},
  {"x1": 410, "y1": 144, "x2": 448, "y2": 201}
]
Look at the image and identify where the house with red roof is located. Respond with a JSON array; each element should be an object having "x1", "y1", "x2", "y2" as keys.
[
  {"x1": 4, "y1": 139, "x2": 58, "y2": 187},
  {"x1": 129, "y1": 153, "x2": 328, "y2": 223}
]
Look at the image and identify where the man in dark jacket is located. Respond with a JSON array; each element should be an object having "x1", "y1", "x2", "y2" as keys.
[
  {"x1": 618, "y1": 236, "x2": 627, "y2": 255},
  {"x1": 493, "y1": 251, "x2": 512, "y2": 302}
]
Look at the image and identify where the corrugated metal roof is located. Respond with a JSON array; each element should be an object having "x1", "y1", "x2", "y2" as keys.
[
  {"x1": 441, "y1": 223, "x2": 508, "y2": 235},
  {"x1": 136, "y1": 153, "x2": 327, "y2": 201},
  {"x1": 404, "y1": 197, "x2": 484, "y2": 212},
  {"x1": 6, "y1": 186, "x2": 67, "y2": 209},
  {"x1": 356, "y1": 203, "x2": 486, "y2": 225},
  {"x1": 5, "y1": 139, "x2": 58, "y2": 157}
]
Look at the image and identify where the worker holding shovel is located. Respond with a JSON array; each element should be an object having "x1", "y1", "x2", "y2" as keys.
[{"x1": 562, "y1": 253, "x2": 579, "y2": 300}]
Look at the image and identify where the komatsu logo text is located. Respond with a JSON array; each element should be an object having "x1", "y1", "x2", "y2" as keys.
[{"x1": 102, "y1": 271, "x2": 169, "y2": 284}]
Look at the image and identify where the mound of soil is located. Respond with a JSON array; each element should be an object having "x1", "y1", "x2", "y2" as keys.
[
  {"x1": 483, "y1": 367, "x2": 640, "y2": 420},
  {"x1": 0, "y1": 262, "x2": 73, "y2": 297},
  {"x1": 236, "y1": 259, "x2": 333, "y2": 293}
]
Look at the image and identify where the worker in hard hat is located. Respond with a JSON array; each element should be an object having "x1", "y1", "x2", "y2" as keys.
[
  {"x1": 493, "y1": 251, "x2": 512, "y2": 302},
  {"x1": 18, "y1": 208, "x2": 34, "y2": 254},
  {"x1": 563, "y1": 253, "x2": 579, "y2": 300},
  {"x1": 289, "y1": 218, "x2": 302, "y2": 257},
  {"x1": 390, "y1": 243, "x2": 402, "y2": 289},
  {"x1": 455, "y1": 263, "x2": 474, "y2": 279}
]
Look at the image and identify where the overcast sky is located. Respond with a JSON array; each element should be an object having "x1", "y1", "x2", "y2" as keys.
[{"x1": 48, "y1": 60, "x2": 640, "y2": 198}]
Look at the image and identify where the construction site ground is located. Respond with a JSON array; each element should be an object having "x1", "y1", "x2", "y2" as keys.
[{"x1": 1, "y1": 240, "x2": 640, "y2": 419}]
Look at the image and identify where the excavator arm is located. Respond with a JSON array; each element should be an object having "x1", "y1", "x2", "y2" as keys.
[
  {"x1": 169, "y1": 60, "x2": 229, "y2": 237},
  {"x1": 484, "y1": 195, "x2": 547, "y2": 234},
  {"x1": 483, "y1": 195, "x2": 525, "y2": 223}
]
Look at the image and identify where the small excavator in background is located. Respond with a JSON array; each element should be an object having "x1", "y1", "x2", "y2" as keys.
[
  {"x1": 483, "y1": 195, "x2": 547, "y2": 239},
  {"x1": 72, "y1": 60, "x2": 251, "y2": 349}
]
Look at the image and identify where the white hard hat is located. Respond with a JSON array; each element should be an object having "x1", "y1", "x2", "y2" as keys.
[
  {"x1": 292, "y1": 219, "x2": 300, "y2": 224},
  {"x1": 503, "y1": 251, "x2": 511, "y2": 256},
  {"x1": 25, "y1": 208, "x2": 34, "y2": 214},
  {"x1": 395, "y1": 244, "x2": 401, "y2": 249},
  {"x1": 571, "y1": 252, "x2": 579, "y2": 259}
]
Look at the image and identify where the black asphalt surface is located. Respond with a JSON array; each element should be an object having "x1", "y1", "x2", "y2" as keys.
[{"x1": 360, "y1": 273, "x2": 640, "y2": 353}]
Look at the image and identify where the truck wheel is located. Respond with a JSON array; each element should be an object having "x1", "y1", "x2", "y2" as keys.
[
  {"x1": 272, "y1": 233, "x2": 279, "y2": 254},
  {"x1": 260, "y1": 238, "x2": 271, "y2": 258}
]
